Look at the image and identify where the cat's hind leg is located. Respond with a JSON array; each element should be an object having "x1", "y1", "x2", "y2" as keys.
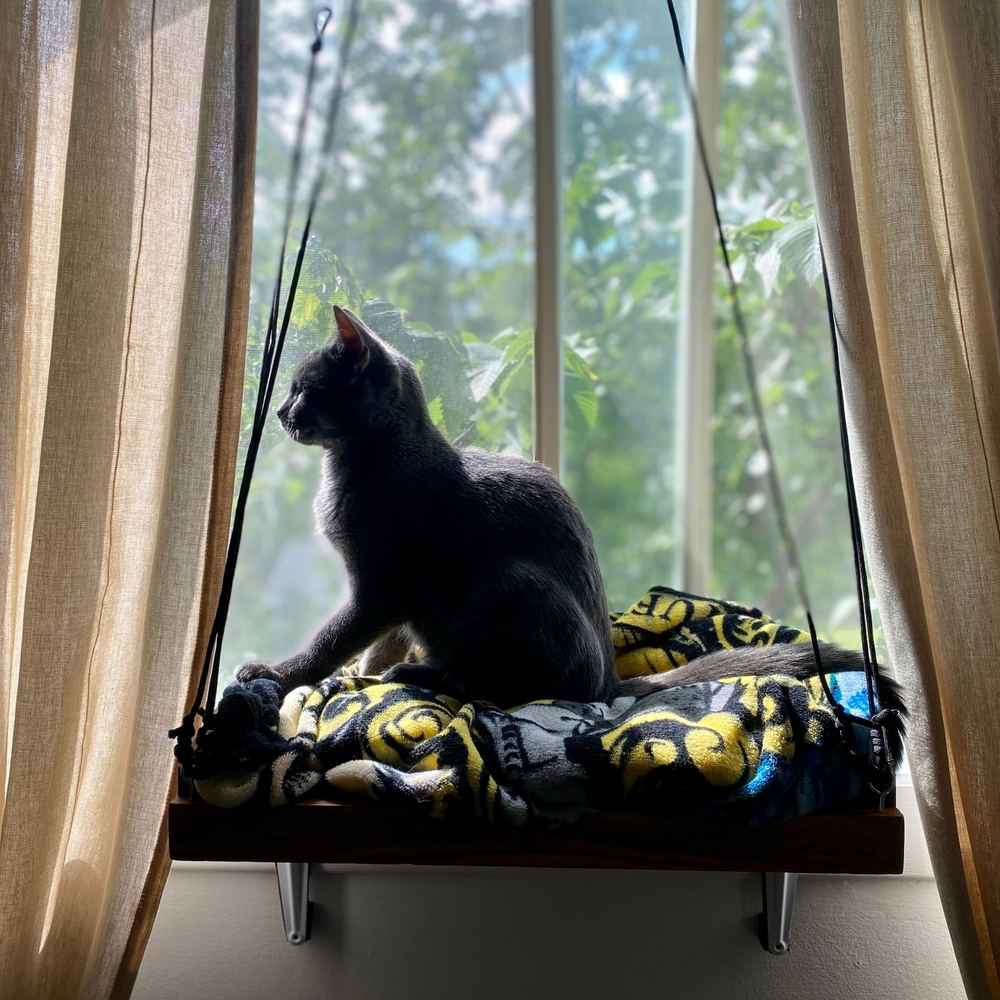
[
  {"x1": 413, "y1": 564, "x2": 614, "y2": 707},
  {"x1": 358, "y1": 625, "x2": 415, "y2": 676}
]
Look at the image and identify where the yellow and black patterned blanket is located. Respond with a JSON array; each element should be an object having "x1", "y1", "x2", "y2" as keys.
[{"x1": 194, "y1": 587, "x2": 874, "y2": 824}]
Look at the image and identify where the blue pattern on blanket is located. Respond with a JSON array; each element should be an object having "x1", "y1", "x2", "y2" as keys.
[{"x1": 193, "y1": 587, "x2": 877, "y2": 824}]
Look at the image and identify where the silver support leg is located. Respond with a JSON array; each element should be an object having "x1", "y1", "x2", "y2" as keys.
[
  {"x1": 276, "y1": 862, "x2": 310, "y2": 945},
  {"x1": 761, "y1": 872, "x2": 797, "y2": 955}
]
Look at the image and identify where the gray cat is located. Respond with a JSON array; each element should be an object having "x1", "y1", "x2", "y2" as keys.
[
  {"x1": 237, "y1": 306, "x2": 617, "y2": 706},
  {"x1": 236, "y1": 307, "x2": 905, "y2": 758}
]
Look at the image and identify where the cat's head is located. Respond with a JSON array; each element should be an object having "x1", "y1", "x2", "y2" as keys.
[{"x1": 276, "y1": 306, "x2": 424, "y2": 446}]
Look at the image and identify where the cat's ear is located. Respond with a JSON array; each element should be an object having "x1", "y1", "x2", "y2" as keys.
[{"x1": 332, "y1": 306, "x2": 370, "y2": 373}]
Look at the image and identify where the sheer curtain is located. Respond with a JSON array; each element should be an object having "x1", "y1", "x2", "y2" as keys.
[
  {"x1": 786, "y1": 2, "x2": 1000, "y2": 997},
  {"x1": 0, "y1": 0, "x2": 256, "y2": 994}
]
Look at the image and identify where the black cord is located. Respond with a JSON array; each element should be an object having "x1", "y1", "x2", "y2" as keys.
[
  {"x1": 665, "y1": 0, "x2": 811, "y2": 617},
  {"x1": 171, "y1": 1, "x2": 362, "y2": 773},
  {"x1": 663, "y1": 0, "x2": 893, "y2": 791},
  {"x1": 175, "y1": 9, "x2": 331, "y2": 744},
  {"x1": 818, "y1": 238, "x2": 879, "y2": 716},
  {"x1": 818, "y1": 237, "x2": 898, "y2": 791}
]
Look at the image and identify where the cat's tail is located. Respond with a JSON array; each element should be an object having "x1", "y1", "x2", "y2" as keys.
[{"x1": 618, "y1": 642, "x2": 907, "y2": 769}]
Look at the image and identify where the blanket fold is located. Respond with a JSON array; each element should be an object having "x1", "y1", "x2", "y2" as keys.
[{"x1": 193, "y1": 587, "x2": 877, "y2": 825}]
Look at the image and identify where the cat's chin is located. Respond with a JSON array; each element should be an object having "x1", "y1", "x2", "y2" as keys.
[{"x1": 285, "y1": 426, "x2": 320, "y2": 446}]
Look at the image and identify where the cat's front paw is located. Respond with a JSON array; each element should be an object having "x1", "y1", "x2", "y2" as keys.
[{"x1": 235, "y1": 661, "x2": 283, "y2": 686}]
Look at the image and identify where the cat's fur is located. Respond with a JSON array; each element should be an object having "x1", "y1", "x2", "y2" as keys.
[
  {"x1": 237, "y1": 306, "x2": 618, "y2": 706},
  {"x1": 237, "y1": 307, "x2": 905, "y2": 760}
]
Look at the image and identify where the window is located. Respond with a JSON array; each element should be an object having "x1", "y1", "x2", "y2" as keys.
[{"x1": 221, "y1": 0, "x2": 874, "y2": 690}]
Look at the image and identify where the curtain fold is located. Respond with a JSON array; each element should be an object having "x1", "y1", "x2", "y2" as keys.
[
  {"x1": 0, "y1": 0, "x2": 256, "y2": 993},
  {"x1": 786, "y1": 2, "x2": 1000, "y2": 998}
]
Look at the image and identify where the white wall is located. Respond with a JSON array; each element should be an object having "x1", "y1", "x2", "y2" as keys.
[{"x1": 134, "y1": 786, "x2": 966, "y2": 1000}]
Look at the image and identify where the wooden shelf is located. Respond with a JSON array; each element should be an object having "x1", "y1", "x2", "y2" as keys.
[{"x1": 169, "y1": 796, "x2": 904, "y2": 874}]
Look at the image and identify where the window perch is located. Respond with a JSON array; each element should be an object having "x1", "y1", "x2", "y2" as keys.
[
  {"x1": 168, "y1": 0, "x2": 906, "y2": 956},
  {"x1": 170, "y1": 795, "x2": 902, "y2": 949}
]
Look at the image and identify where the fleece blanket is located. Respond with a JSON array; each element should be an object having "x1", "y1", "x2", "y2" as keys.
[{"x1": 193, "y1": 587, "x2": 876, "y2": 825}]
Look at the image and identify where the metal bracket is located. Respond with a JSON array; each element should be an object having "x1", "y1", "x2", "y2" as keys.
[
  {"x1": 759, "y1": 871, "x2": 797, "y2": 955},
  {"x1": 276, "y1": 862, "x2": 311, "y2": 945}
]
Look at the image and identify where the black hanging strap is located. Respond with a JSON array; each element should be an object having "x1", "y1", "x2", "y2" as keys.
[
  {"x1": 170, "y1": 0, "x2": 362, "y2": 777},
  {"x1": 663, "y1": 0, "x2": 896, "y2": 795},
  {"x1": 818, "y1": 238, "x2": 898, "y2": 789},
  {"x1": 203, "y1": 0, "x2": 362, "y2": 719},
  {"x1": 664, "y1": 0, "x2": 811, "y2": 616}
]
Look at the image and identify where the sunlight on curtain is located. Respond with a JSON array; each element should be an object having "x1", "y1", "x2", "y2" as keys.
[
  {"x1": 788, "y1": 2, "x2": 1000, "y2": 997},
  {"x1": 0, "y1": 0, "x2": 256, "y2": 994}
]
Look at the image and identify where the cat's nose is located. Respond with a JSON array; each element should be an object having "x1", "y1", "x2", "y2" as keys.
[{"x1": 277, "y1": 395, "x2": 292, "y2": 421}]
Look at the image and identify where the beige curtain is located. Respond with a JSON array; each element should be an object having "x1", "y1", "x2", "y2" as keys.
[
  {"x1": 0, "y1": 0, "x2": 256, "y2": 993},
  {"x1": 786, "y1": 2, "x2": 1000, "y2": 998}
]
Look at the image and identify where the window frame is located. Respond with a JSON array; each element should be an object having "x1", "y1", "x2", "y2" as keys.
[
  {"x1": 673, "y1": 0, "x2": 722, "y2": 594},
  {"x1": 530, "y1": 0, "x2": 720, "y2": 593},
  {"x1": 530, "y1": 0, "x2": 564, "y2": 475}
]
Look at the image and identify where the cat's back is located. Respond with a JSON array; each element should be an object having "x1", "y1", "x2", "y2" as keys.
[
  {"x1": 456, "y1": 447, "x2": 595, "y2": 551},
  {"x1": 459, "y1": 446, "x2": 553, "y2": 487},
  {"x1": 459, "y1": 447, "x2": 569, "y2": 511}
]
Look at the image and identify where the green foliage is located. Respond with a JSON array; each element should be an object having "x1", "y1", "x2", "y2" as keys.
[
  {"x1": 223, "y1": 0, "x2": 867, "y2": 691},
  {"x1": 710, "y1": 0, "x2": 862, "y2": 642},
  {"x1": 558, "y1": 0, "x2": 690, "y2": 608},
  {"x1": 252, "y1": 0, "x2": 535, "y2": 340}
]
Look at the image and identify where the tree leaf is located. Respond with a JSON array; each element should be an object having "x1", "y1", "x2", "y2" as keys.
[
  {"x1": 564, "y1": 343, "x2": 598, "y2": 382},
  {"x1": 573, "y1": 389, "x2": 599, "y2": 428},
  {"x1": 465, "y1": 342, "x2": 505, "y2": 401},
  {"x1": 291, "y1": 291, "x2": 323, "y2": 328},
  {"x1": 773, "y1": 217, "x2": 822, "y2": 284},
  {"x1": 754, "y1": 242, "x2": 781, "y2": 297},
  {"x1": 427, "y1": 395, "x2": 445, "y2": 432},
  {"x1": 730, "y1": 253, "x2": 748, "y2": 283},
  {"x1": 733, "y1": 217, "x2": 785, "y2": 235},
  {"x1": 630, "y1": 261, "x2": 672, "y2": 304}
]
